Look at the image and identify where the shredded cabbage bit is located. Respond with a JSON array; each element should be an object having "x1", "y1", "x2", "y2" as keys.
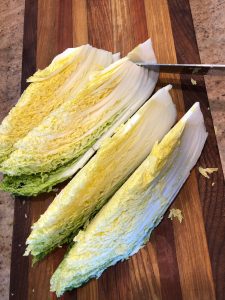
[
  {"x1": 198, "y1": 166, "x2": 218, "y2": 179},
  {"x1": 168, "y1": 208, "x2": 183, "y2": 223},
  {"x1": 191, "y1": 78, "x2": 197, "y2": 85}
]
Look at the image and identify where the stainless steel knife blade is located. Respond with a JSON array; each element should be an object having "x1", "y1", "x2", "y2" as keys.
[{"x1": 136, "y1": 63, "x2": 225, "y2": 75}]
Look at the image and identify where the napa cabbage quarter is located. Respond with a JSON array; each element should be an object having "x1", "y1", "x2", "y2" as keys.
[
  {"x1": 50, "y1": 103, "x2": 207, "y2": 297},
  {"x1": 24, "y1": 85, "x2": 176, "y2": 262},
  {"x1": 1, "y1": 39, "x2": 158, "y2": 196},
  {"x1": 0, "y1": 45, "x2": 115, "y2": 163}
]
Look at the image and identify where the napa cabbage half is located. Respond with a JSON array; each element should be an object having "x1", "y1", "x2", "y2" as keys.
[
  {"x1": 50, "y1": 103, "x2": 207, "y2": 297},
  {"x1": 1, "y1": 40, "x2": 158, "y2": 195}
]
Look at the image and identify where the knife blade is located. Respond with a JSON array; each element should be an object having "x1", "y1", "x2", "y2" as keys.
[{"x1": 136, "y1": 63, "x2": 225, "y2": 75}]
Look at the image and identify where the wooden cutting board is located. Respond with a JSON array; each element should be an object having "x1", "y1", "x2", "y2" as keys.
[{"x1": 8, "y1": 0, "x2": 225, "y2": 299}]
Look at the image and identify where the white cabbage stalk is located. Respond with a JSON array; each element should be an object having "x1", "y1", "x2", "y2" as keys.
[
  {"x1": 0, "y1": 45, "x2": 115, "y2": 163},
  {"x1": 2, "y1": 40, "x2": 158, "y2": 177},
  {"x1": 50, "y1": 103, "x2": 207, "y2": 297},
  {"x1": 24, "y1": 85, "x2": 176, "y2": 261}
]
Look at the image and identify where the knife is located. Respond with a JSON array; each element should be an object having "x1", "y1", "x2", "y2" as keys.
[{"x1": 136, "y1": 63, "x2": 225, "y2": 75}]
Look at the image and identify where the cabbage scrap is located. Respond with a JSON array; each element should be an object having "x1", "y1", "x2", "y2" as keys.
[
  {"x1": 198, "y1": 166, "x2": 218, "y2": 179},
  {"x1": 168, "y1": 208, "x2": 183, "y2": 223}
]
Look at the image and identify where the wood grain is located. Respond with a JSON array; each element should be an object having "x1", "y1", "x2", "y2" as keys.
[
  {"x1": 37, "y1": 0, "x2": 58, "y2": 69},
  {"x1": 87, "y1": 0, "x2": 113, "y2": 51},
  {"x1": 8, "y1": 0, "x2": 225, "y2": 299},
  {"x1": 57, "y1": 0, "x2": 73, "y2": 53},
  {"x1": 9, "y1": 1, "x2": 37, "y2": 299},
  {"x1": 72, "y1": 0, "x2": 88, "y2": 46}
]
